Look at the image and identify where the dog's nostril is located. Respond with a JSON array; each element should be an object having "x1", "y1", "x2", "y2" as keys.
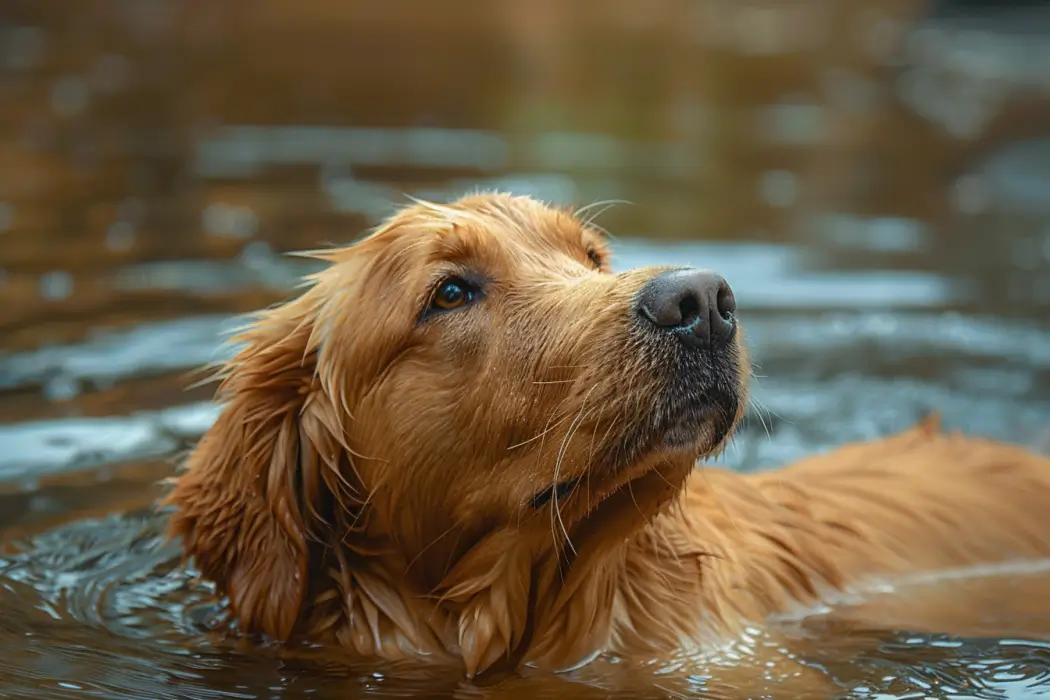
[
  {"x1": 715, "y1": 282, "x2": 736, "y2": 322},
  {"x1": 636, "y1": 268, "x2": 737, "y2": 349},
  {"x1": 678, "y1": 294, "x2": 700, "y2": 328}
]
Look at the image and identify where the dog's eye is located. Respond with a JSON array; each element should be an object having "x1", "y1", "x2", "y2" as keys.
[
  {"x1": 431, "y1": 277, "x2": 476, "y2": 312},
  {"x1": 419, "y1": 275, "x2": 484, "y2": 324},
  {"x1": 586, "y1": 249, "x2": 604, "y2": 270}
]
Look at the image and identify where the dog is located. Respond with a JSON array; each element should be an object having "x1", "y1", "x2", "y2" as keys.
[{"x1": 163, "y1": 192, "x2": 1050, "y2": 680}]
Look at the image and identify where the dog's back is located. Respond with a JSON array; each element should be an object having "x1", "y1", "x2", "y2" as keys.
[{"x1": 655, "y1": 416, "x2": 1050, "y2": 649}]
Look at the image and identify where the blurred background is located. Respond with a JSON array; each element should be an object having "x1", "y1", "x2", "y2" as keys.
[{"x1": 2, "y1": 1, "x2": 1050, "y2": 698}]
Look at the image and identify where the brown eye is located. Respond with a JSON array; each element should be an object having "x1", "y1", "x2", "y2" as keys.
[
  {"x1": 586, "y1": 249, "x2": 604, "y2": 269},
  {"x1": 419, "y1": 275, "x2": 483, "y2": 323},
  {"x1": 431, "y1": 277, "x2": 475, "y2": 311}
]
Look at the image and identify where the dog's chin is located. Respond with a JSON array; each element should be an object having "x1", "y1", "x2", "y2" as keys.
[
  {"x1": 645, "y1": 365, "x2": 743, "y2": 461},
  {"x1": 586, "y1": 380, "x2": 742, "y2": 482},
  {"x1": 570, "y1": 389, "x2": 740, "y2": 505},
  {"x1": 659, "y1": 400, "x2": 739, "y2": 460},
  {"x1": 529, "y1": 394, "x2": 740, "y2": 543},
  {"x1": 530, "y1": 364, "x2": 744, "y2": 519}
]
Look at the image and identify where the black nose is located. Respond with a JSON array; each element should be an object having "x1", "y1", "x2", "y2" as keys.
[{"x1": 635, "y1": 268, "x2": 737, "y2": 349}]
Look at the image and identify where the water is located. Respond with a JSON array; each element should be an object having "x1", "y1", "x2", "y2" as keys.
[{"x1": 3, "y1": 1, "x2": 1050, "y2": 698}]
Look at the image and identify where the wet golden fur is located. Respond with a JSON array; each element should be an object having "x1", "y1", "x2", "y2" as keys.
[{"x1": 164, "y1": 193, "x2": 1050, "y2": 679}]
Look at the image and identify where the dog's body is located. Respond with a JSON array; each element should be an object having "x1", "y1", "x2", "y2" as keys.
[{"x1": 164, "y1": 193, "x2": 1050, "y2": 679}]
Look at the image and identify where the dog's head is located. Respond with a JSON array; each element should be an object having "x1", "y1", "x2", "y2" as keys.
[{"x1": 165, "y1": 193, "x2": 749, "y2": 672}]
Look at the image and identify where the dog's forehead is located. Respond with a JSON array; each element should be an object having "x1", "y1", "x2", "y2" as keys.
[
  {"x1": 469, "y1": 209, "x2": 576, "y2": 248},
  {"x1": 355, "y1": 195, "x2": 599, "y2": 278},
  {"x1": 436, "y1": 196, "x2": 588, "y2": 255}
]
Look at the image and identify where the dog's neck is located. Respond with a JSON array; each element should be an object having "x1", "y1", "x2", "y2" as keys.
[
  {"x1": 297, "y1": 506, "x2": 673, "y2": 674},
  {"x1": 294, "y1": 459, "x2": 797, "y2": 675}
]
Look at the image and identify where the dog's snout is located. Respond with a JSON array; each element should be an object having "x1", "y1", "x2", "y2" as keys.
[{"x1": 636, "y1": 269, "x2": 737, "y2": 348}]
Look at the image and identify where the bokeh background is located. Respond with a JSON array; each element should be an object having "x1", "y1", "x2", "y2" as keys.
[{"x1": 2, "y1": 1, "x2": 1050, "y2": 698}]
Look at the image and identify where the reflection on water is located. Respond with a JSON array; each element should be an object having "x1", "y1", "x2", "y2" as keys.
[{"x1": 2, "y1": 0, "x2": 1050, "y2": 698}]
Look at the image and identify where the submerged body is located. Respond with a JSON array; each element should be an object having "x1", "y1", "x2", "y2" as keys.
[{"x1": 163, "y1": 193, "x2": 1050, "y2": 679}]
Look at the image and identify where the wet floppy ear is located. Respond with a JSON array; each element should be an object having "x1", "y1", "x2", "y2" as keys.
[{"x1": 162, "y1": 292, "x2": 355, "y2": 641}]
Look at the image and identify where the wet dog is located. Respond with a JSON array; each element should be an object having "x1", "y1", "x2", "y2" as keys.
[{"x1": 164, "y1": 193, "x2": 1050, "y2": 678}]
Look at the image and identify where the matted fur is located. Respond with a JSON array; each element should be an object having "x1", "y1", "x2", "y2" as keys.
[{"x1": 164, "y1": 193, "x2": 1050, "y2": 678}]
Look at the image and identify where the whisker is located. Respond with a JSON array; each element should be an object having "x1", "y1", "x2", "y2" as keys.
[
  {"x1": 574, "y1": 198, "x2": 631, "y2": 220},
  {"x1": 552, "y1": 408, "x2": 593, "y2": 556},
  {"x1": 507, "y1": 368, "x2": 594, "y2": 450},
  {"x1": 508, "y1": 408, "x2": 576, "y2": 451},
  {"x1": 550, "y1": 384, "x2": 601, "y2": 557},
  {"x1": 751, "y1": 397, "x2": 772, "y2": 441},
  {"x1": 574, "y1": 199, "x2": 634, "y2": 242}
]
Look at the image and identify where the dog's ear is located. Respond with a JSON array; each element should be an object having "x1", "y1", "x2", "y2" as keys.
[{"x1": 163, "y1": 292, "x2": 357, "y2": 642}]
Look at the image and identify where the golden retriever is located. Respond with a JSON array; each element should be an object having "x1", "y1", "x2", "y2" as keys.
[{"x1": 163, "y1": 192, "x2": 1050, "y2": 680}]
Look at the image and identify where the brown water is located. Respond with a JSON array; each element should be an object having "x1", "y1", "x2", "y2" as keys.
[{"x1": 3, "y1": 1, "x2": 1050, "y2": 698}]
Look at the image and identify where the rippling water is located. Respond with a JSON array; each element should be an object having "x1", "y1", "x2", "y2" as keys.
[{"x1": 3, "y1": 1, "x2": 1050, "y2": 698}]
